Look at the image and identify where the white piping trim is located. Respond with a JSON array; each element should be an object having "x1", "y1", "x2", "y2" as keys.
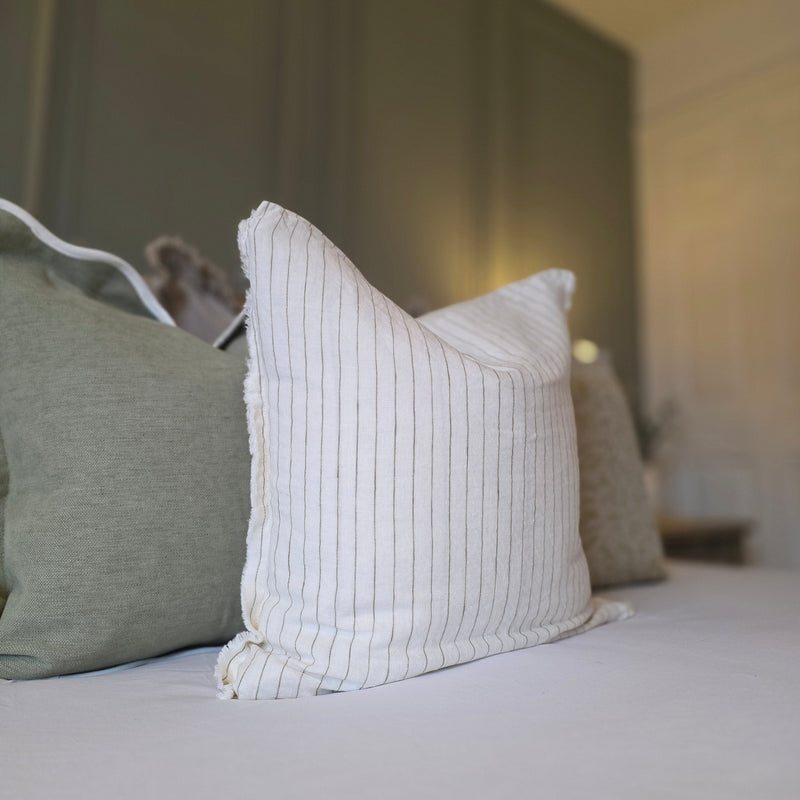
[
  {"x1": 213, "y1": 309, "x2": 246, "y2": 349},
  {"x1": 0, "y1": 197, "x2": 176, "y2": 326}
]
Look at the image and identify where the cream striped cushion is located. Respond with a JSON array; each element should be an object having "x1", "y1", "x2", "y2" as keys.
[{"x1": 217, "y1": 202, "x2": 630, "y2": 699}]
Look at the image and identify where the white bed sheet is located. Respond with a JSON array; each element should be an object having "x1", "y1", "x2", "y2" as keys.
[{"x1": 2, "y1": 561, "x2": 798, "y2": 800}]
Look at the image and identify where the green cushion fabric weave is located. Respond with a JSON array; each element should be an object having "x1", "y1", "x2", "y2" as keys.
[{"x1": 0, "y1": 204, "x2": 249, "y2": 679}]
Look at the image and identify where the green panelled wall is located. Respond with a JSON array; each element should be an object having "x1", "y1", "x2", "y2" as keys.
[{"x1": 0, "y1": 0, "x2": 638, "y2": 394}]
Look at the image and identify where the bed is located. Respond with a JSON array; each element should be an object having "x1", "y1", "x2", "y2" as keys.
[
  {"x1": 3, "y1": 560, "x2": 798, "y2": 800},
  {"x1": 2, "y1": 199, "x2": 798, "y2": 798}
]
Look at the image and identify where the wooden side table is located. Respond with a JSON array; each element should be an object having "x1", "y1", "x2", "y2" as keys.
[{"x1": 658, "y1": 516, "x2": 751, "y2": 565}]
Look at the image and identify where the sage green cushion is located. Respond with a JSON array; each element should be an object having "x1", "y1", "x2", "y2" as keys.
[{"x1": 0, "y1": 206, "x2": 249, "y2": 679}]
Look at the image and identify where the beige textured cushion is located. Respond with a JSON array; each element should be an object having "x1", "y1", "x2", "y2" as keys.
[{"x1": 572, "y1": 359, "x2": 665, "y2": 588}]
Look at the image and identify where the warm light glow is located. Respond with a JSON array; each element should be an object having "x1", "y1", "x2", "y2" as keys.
[{"x1": 573, "y1": 339, "x2": 600, "y2": 364}]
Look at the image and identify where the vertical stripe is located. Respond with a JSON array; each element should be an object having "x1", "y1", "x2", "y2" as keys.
[
  {"x1": 452, "y1": 349, "x2": 472, "y2": 662},
  {"x1": 400, "y1": 312, "x2": 418, "y2": 681},
  {"x1": 296, "y1": 236, "x2": 329, "y2": 695},
  {"x1": 340, "y1": 273, "x2": 361, "y2": 689},
  {"x1": 275, "y1": 217, "x2": 301, "y2": 697},
  {"x1": 497, "y1": 372, "x2": 517, "y2": 647},
  {"x1": 383, "y1": 294, "x2": 399, "y2": 686},
  {"x1": 421, "y1": 333, "x2": 436, "y2": 673},
  {"x1": 436, "y1": 339, "x2": 452, "y2": 669},
  {"x1": 481, "y1": 366, "x2": 503, "y2": 652},
  {"x1": 467, "y1": 368, "x2": 486, "y2": 658},
  {"x1": 317, "y1": 249, "x2": 346, "y2": 693},
  {"x1": 251, "y1": 210, "x2": 286, "y2": 646},
  {"x1": 361, "y1": 288, "x2": 380, "y2": 689},
  {"x1": 244, "y1": 209, "x2": 279, "y2": 627},
  {"x1": 291, "y1": 223, "x2": 313, "y2": 696}
]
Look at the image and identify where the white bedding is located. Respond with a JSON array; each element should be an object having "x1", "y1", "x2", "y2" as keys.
[{"x1": 2, "y1": 561, "x2": 798, "y2": 800}]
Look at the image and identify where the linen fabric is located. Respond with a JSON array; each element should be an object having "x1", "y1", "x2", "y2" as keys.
[
  {"x1": 217, "y1": 201, "x2": 630, "y2": 700},
  {"x1": 0, "y1": 202, "x2": 250, "y2": 679},
  {"x1": 571, "y1": 359, "x2": 666, "y2": 587}
]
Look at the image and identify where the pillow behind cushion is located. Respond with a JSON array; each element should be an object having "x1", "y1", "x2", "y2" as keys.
[
  {"x1": 0, "y1": 202, "x2": 249, "y2": 679},
  {"x1": 217, "y1": 202, "x2": 630, "y2": 700},
  {"x1": 571, "y1": 358, "x2": 665, "y2": 588}
]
